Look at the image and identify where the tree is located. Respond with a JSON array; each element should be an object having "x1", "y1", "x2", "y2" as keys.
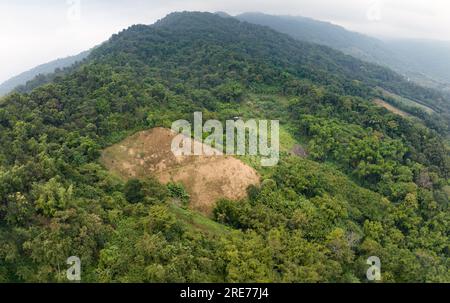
[
  {"x1": 33, "y1": 178, "x2": 73, "y2": 217},
  {"x1": 124, "y1": 179, "x2": 144, "y2": 204}
]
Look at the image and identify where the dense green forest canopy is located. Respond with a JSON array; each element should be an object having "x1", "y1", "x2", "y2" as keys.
[{"x1": 0, "y1": 12, "x2": 448, "y2": 282}]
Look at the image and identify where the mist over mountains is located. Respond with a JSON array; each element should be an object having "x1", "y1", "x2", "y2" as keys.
[
  {"x1": 235, "y1": 12, "x2": 450, "y2": 93},
  {"x1": 2, "y1": 11, "x2": 449, "y2": 97},
  {"x1": 0, "y1": 50, "x2": 90, "y2": 97}
]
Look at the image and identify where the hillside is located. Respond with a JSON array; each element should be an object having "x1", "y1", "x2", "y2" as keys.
[
  {"x1": 236, "y1": 12, "x2": 450, "y2": 93},
  {"x1": 0, "y1": 50, "x2": 90, "y2": 97},
  {"x1": 236, "y1": 12, "x2": 395, "y2": 63},
  {"x1": 100, "y1": 127, "x2": 260, "y2": 214},
  {"x1": 0, "y1": 12, "x2": 448, "y2": 283}
]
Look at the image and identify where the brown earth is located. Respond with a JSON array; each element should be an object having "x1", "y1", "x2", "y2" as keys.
[
  {"x1": 100, "y1": 127, "x2": 260, "y2": 214},
  {"x1": 290, "y1": 144, "x2": 308, "y2": 158},
  {"x1": 373, "y1": 98, "x2": 410, "y2": 117}
]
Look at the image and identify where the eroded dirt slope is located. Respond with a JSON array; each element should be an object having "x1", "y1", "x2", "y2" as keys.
[{"x1": 100, "y1": 127, "x2": 260, "y2": 214}]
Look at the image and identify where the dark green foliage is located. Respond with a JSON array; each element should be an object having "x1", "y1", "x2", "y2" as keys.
[
  {"x1": 167, "y1": 182, "x2": 190, "y2": 205},
  {"x1": 124, "y1": 177, "x2": 168, "y2": 204},
  {"x1": 124, "y1": 179, "x2": 144, "y2": 203}
]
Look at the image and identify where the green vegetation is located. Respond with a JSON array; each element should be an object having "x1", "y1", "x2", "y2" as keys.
[
  {"x1": 0, "y1": 50, "x2": 91, "y2": 97},
  {"x1": 237, "y1": 12, "x2": 450, "y2": 94},
  {"x1": 0, "y1": 12, "x2": 448, "y2": 282},
  {"x1": 376, "y1": 87, "x2": 436, "y2": 114}
]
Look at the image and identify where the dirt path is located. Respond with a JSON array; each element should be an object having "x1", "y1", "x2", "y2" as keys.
[{"x1": 373, "y1": 98, "x2": 410, "y2": 117}]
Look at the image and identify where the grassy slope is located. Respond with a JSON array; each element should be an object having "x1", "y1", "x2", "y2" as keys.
[
  {"x1": 106, "y1": 92, "x2": 390, "y2": 236},
  {"x1": 377, "y1": 87, "x2": 436, "y2": 114}
]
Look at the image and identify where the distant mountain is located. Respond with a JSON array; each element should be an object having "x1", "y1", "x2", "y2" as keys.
[
  {"x1": 235, "y1": 12, "x2": 450, "y2": 93},
  {"x1": 0, "y1": 50, "x2": 90, "y2": 96},
  {"x1": 384, "y1": 39, "x2": 450, "y2": 88},
  {"x1": 236, "y1": 12, "x2": 395, "y2": 63},
  {"x1": 214, "y1": 11, "x2": 233, "y2": 18}
]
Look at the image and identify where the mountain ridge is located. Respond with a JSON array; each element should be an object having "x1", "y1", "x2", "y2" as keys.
[
  {"x1": 0, "y1": 50, "x2": 91, "y2": 97},
  {"x1": 235, "y1": 12, "x2": 450, "y2": 93}
]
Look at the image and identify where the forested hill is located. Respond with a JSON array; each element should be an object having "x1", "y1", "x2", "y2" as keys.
[
  {"x1": 87, "y1": 11, "x2": 450, "y2": 131},
  {"x1": 0, "y1": 50, "x2": 90, "y2": 97},
  {"x1": 236, "y1": 12, "x2": 393, "y2": 60},
  {"x1": 0, "y1": 12, "x2": 448, "y2": 282},
  {"x1": 94, "y1": 12, "x2": 447, "y2": 109},
  {"x1": 236, "y1": 12, "x2": 450, "y2": 94}
]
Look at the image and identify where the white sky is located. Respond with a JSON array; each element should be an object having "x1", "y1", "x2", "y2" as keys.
[{"x1": 1, "y1": 0, "x2": 450, "y2": 83}]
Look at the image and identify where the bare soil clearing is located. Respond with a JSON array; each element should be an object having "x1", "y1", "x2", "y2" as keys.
[
  {"x1": 373, "y1": 98, "x2": 410, "y2": 117},
  {"x1": 100, "y1": 127, "x2": 260, "y2": 214},
  {"x1": 376, "y1": 87, "x2": 436, "y2": 114}
]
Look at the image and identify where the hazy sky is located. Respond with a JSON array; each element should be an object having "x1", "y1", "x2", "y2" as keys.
[{"x1": 1, "y1": 0, "x2": 450, "y2": 83}]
